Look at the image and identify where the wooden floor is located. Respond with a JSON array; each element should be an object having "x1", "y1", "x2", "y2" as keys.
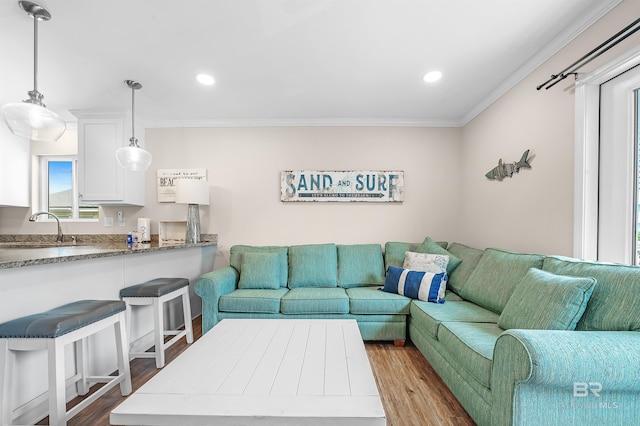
[{"x1": 38, "y1": 317, "x2": 475, "y2": 426}]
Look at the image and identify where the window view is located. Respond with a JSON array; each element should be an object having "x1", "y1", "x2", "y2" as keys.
[
  {"x1": 43, "y1": 158, "x2": 98, "y2": 220},
  {"x1": 47, "y1": 161, "x2": 72, "y2": 218}
]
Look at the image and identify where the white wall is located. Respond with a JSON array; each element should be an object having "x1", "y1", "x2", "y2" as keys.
[
  {"x1": 459, "y1": 0, "x2": 640, "y2": 257},
  {"x1": 145, "y1": 126, "x2": 463, "y2": 267},
  {"x1": 0, "y1": 126, "x2": 463, "y2": 266}
]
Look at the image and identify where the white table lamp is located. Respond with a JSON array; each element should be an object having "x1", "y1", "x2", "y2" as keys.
[{"x1": 174, "y1": 179, "x2": 210, "y2": 244}]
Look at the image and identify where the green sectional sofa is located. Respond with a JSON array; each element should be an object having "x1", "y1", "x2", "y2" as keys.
[
  {"x1": 195, "y1": 243, "x2": 412, "y2": 343},
  {"x1": 195, "y1": 240, "x2": 640, "y2": 426}
]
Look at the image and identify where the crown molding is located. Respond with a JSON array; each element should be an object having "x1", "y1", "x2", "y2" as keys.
[
  {"x1": 144, "y1": 117, "x2": 464, "y2": 129},
  {"x1": 460, "y1": 0, "x2": 622, "y2": 126}
]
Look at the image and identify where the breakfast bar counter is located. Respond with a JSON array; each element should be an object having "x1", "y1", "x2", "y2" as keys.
[
  {"x1": 0, "y1": 234, "x2": 217, "y2": 269},
  {"x1": 0, "y1": 233, "x2": 217, "y2": 425}
]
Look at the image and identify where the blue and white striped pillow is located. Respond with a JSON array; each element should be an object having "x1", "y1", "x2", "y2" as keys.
[{"x1": 383, "y1": 265, "x2": 447, "y2": 303}]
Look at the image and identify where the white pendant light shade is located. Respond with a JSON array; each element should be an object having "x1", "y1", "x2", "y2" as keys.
[
  {"x1": 1, "y1": 102, "x2": 66, "y2": 142},
  {"x1": 116, "y1": 79, "x2": 152, "y2": 172},
  {"x1": 115, "y1": 145, "x2": 152, "y2": 172},
  {"x1": 1, "y1": 1, "x2": 66, "y2": 142}
]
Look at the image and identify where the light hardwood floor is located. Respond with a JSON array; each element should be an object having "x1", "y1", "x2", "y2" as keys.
[{"x1": 38, "y1": 317, "x2": 475, "y2": 426}]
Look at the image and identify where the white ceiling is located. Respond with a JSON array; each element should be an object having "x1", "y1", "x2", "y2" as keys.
[{"x1": 0, "y1": 0, "x2": 621, "y2": 128}]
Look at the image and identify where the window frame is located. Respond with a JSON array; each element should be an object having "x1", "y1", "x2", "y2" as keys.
[
  {"x1": 574, "y1": 44, "x2": 640, "y2": 261},
  {"x1": 38, "y1": 156, "x2": 99, "y2": 222}
]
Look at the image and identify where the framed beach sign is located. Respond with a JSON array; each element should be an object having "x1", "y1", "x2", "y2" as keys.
[
  {"x1": 157, "y1": 168, "x2": 207, "y2": 202},
  {"x1": 281, "y1": 170, "x2": 404, "y2": 202}
]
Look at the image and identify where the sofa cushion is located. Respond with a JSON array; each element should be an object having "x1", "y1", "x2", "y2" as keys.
[
  {"x1": 460, "y1": 248, "x2": 544, "y2": 314},
  {"x1": 237, "y1": 252, "x2": 282, "y2": 290},
  {"x1": 337, "y1": 244, "x2": 385, "y2": 288},
  {"x1": 416, "y1": 237, "x2": 462, "y2": 274},
  {"x1": 543, "y1": 256, "x2": 640, "y2": 331},
  {"x1": 403, "y1": 251, "x2": 449, "y2": 273},
  {"x1": 410, "y1": 300, "x2": 499, "y2": 339},
  {"x1": 347, "y1": 287, "x2": 411, "y2": 315},
  {"x1": 281, "y1": 288, "x2": 349, "y2": 314},
  {"x1": 498, "y1": 268, "x2": 596, "y2": 331},
  {"x1": 382, "y1": 265, "x2": 447, "y2": 303},
  {"x1": 219, "y1": 288, "x2": 289, "y2": 314},
  {"x1": 445, "y1": 291, "x2": 464, "y2": 301},
  {"x1": 446, "y1": 243, "x2": 484, "y2": 295},
  {"x1": 438, "y1": 322, "x2": 503, "y2": 388},
  {"x1": 230, "y1": 245, "x2": 288, "y2": 288},
  {"x1": 288, "y1": 244, "x2": 338, "y2": 288},
  {"x1": 384, "y1": 242, "x2": 420, "y2": 269},
  {"x1": 384, "y1": 240, "x2": 448, "y2": 270}
]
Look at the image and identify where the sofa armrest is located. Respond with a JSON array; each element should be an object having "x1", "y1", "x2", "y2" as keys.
[
  {"x1": 492, "y1": 329, "x2": 640, "y2": 426},
  {"x1": 194, "y1": 266, "x2": 239, "y2": 334}
]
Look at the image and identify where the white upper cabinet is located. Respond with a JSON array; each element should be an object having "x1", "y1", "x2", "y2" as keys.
[
  {"x1": 72, "y1": 109, "x2": 145, "y2": 206},
  {"x1": 0, "y1": 123, "x2": 30, "y2": 207}
]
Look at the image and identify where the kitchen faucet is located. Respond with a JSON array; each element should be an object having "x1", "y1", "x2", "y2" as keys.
[{"x1": 28, "y1": 212, "x2": 64, "y2": 243}]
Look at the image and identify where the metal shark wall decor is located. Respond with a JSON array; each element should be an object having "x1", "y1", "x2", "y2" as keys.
[{"x1": 485, "y1": 150, "x2": 532, "y2": 181}]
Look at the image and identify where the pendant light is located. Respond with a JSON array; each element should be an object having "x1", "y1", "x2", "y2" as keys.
[
  {"x1": 1, "y1": 1, "x2": 66, "y2": 142},
  {"x1": 115, "y1": 80, "x2": 152, "y2": 172}
]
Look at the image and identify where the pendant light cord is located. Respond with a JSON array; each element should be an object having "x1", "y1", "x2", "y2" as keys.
[
  {"x1": 33, "y1": 14, "x2": 38, "y2": 93},
  {"x1": 130, "y1": 85, "x2": 137, "y2": 147}
]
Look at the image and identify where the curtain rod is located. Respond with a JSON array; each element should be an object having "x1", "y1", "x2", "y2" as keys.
[{"x1": 537, "y1": 17, "x2": 640, "y2": 90}]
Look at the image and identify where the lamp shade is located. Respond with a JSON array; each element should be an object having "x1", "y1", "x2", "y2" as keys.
[
  {"x1": 174, "y1": 179, "x2": 209, "y2": 205},
  {"x1": 115, "y1": 145, "x2": 152, "y2": 172},
  {"x1": 1, "y1": 102, "x2": 66, "y2": 142}
]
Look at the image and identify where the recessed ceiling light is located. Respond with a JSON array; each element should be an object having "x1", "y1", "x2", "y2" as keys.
[
  {"x1": 196, "y1": 74, "x2": 215, "y2": 86},
  {"x1": 422, "y1": 71, "x2": 442, "y2": 83}
]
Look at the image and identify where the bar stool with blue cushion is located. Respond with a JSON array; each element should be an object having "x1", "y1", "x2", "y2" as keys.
[
  {"x1": 119, "y1": 278, "x2": 193, "y2": 368},
  {"x1": 0, "y1": 300, "x2": 131, "y2": 426}
]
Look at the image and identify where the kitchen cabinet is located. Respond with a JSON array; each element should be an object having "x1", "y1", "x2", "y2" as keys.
[
  {"x1": 72, "y1": 109, "x2": 145, "y2": 206},
  {"x1": 0, "y1": 123, "x2": 30, "y2": 207}
]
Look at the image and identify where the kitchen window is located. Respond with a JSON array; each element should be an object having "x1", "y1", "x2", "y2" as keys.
[{"x1": 40, "y1": 156, "x2": 99, "y2": 220}]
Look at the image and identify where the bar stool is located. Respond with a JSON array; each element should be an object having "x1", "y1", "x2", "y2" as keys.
[
  {"x1": 119, "y1": 278, "x2": 193, "y2": 368},
  {"x1": 0, "y1": 300, "x2": 132, "y2": 426}
]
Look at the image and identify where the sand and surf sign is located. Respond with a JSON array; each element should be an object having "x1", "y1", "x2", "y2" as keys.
[{"x1": 281, "y1": 170, "x2": 404, "y2": 202}]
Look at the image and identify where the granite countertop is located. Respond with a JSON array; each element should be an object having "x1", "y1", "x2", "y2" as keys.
[{"x1": 0, "y1": 234, "x2": 217, "y2": 270}]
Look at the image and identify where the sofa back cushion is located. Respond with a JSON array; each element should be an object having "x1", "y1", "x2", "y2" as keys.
[
  {"x1": 459, "y1": 248, "x2": 544, "y2": 314},
  {"x1": 384, "y1": 240, "x2": 447, "y2": 270},
  {"x1": 415, "y1": 237, "x2": 462, "y2": 274},
  {"x1": 446, "y1": 243, "x2": 484, "y2": 295},
  {"x1": 543, "y1": 256, "x2": 640, "y2": 331},
  {"x1": 288, "y1": 243, "x2": 338, "y2": 288},
  {"x1": 337, "y1": 244, "x2": 385, "y2": 288},
  {"x1": 237, "y1": 252, "x2": 283, "y2": 290},
  {"x1": 498, "y1": 268, "x2": 596, "y2": 331},
  {"x1": 230, "y1": 245, "x2": 289, "y2": 288},
  {"x1": 384, "y1": 242, "x2": 420, "y2": 269}
]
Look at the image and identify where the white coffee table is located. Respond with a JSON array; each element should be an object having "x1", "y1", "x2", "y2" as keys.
[{"x1": 110, "y1": 319, "x2": 386, "y2": 425}]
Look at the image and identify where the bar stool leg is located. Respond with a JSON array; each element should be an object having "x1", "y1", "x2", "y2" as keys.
[
  {"x1": 0, "y1": 339, "x2": 12, "y2": 426},
  {"x1": 115, "y1": 312, "x2": 132, "y2": 395},
  {"x1": 181, "y1": 289, "x2": 194, "y2": 344},
  {"x1": 124, "y1": 300, "x2": 133, "y2": 356},
  {"x1": 48, "y1": 339, "x2": 67, "y2": 426},
  {"x1": 153, "y1": 298, "x2": 165, "y2": 368},
  {"x1": 75, "y1": 338, "x2": 89, "y2": 396}
]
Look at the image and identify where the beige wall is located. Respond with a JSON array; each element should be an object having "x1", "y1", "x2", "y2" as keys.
[
  {"x1": 0, "y1": 126, "x2": 463, "y2": 266},
  {"x1": 145, "y1": 126, "x2": 463, "y2": 266},
  {"x1": 459, "y1": 0, "x2": 640, "y2": 256}
]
